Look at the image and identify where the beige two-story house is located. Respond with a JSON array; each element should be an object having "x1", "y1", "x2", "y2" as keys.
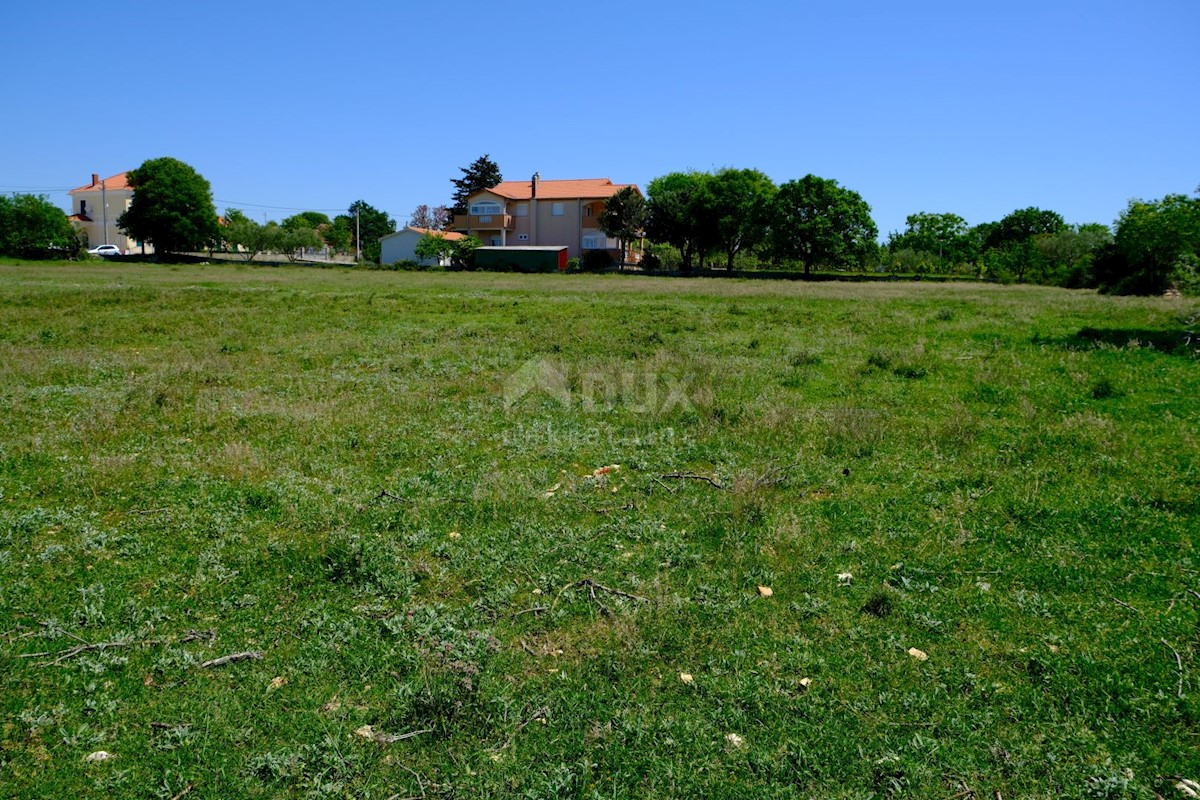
[
  {"x1": 67, "y1": 172, "x2": 152, "y2": 254},
  {"x1": 454, "y1": 175, "x2": 640, "y2": 262}
]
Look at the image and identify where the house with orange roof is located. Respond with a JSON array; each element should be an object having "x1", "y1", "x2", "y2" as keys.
[
  {"x1": 380, "y1": 226, "x2": 465, "y2": 267},
  {"x1": 67, "y1": 172, "x2": 152, "y2": 254},
  {"x1": 454, "y1": 174, "x2": 641, "y2": 262}
]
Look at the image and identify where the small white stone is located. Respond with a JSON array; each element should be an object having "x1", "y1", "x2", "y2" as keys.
[{"x1": 85, "y1": 751, "x2": 114, "y2": 762}]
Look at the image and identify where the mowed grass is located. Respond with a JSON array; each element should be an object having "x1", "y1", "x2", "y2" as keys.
[{"x1": 1, "y1": 262, "x2": 1198, "y2": 799}]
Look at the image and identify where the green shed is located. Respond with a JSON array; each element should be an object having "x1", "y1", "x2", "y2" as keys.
[{"x1": 473, "y1": 246, "x2": 569, "y2": 273}]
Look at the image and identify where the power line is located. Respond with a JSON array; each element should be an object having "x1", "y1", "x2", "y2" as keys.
[
  {"x1": 214, "y1": 198, "x2": 346, "y2": 213},
  {"x1": 0, "y1": 185, "x2": 74, "y2": 192}
]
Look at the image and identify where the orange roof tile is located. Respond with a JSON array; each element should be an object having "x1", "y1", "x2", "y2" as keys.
[
  {"x1": 483, "y1": 178, "x2": 640, "y2": 201},
  {"x1": 407, "y1": 226, "x2": 464, "y2": 240},
  {"x1": 69, "y1": 172, "x2": 133, "y2": 193}
]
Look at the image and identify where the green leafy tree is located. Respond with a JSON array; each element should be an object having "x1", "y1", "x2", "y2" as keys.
[
  {"x1": 598, "y1": 186, "x2": 648, "y2": 270},
  {"x1": 220, "y1": 209, "x2": 270, "y2": 262},
  {"x1": 706, "y1": 168, "x2": 777, "y2": 269},
  {"x1": 0, "y1": 193, "x2": 79, "y2": 258},
  {"x1": 265, "y1": 224, "x2": 323, "y2": 263},
  {"x1": 646, "y1": 172, "x2": 715, "y2": 272},
  {"x1": 978, "y1": 207, "x2": 1066, "y2": 282},
  {"x1": 984, "y1": 207, "x2": 1066, "y2": 251},
  {"x1": 450, "y1": 155, "x2": 503, "y2": 217},
  {"x1": 323, "y1": 216, "x2": 352, "y2": 254},
  {"x1": 117, "y1": 157, "x2": 219, "y2": 255},
  {"x1": 1095, "y1": 192, "x2": 1200, "y2": 294},
  {"x1": 887, "y1": 212, "x2": 973, "y2": 269},
  {"x1": 335, "y1": 201, "x2": 394, "y2": 264},
  {"x1": 281, "y1": 211, "x2": 330, "y2": 231},
  {"x1": 1033, "y1": 223, "x2": 1112, "y2": 287},
  {"x1": 417, "y1": 234, "x2": 482, "y2": 269},
  {"x1": 414, "y1": 232, "x2": 458, "y2": 265},
  {"x1": 771, "y1": 175, "x2": 878, "y2": 274}
]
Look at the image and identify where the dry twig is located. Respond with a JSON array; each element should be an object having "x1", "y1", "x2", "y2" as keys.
[
  {"x1": 199, "y1": 651, "x2": 263, "y2": 669},
  {"x1": 660, "y1": 472, "x2": 728, "y2": 491},
  {"x1": 1162, "y1": 638, "x2": 1186, "y2": 699},
  {"x1": 1111, "y1": 596, "x2": 1143, "y2": 615}
]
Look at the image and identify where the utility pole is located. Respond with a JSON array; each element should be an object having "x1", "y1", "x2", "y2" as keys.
[
  {"x1": 355, "y1": 205, "x2": 361, "y2": 262},
  {"x1": 101, "y1": 178, "x2": 109, "y2": 245}
]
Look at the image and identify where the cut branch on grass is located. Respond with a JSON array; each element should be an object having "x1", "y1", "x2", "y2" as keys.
[
  {"x1": 750, "y1": 462, "x2": 802, "y2": 489},
  {"x1": 373, "y1": 489, "x2": 404, "y2": 502},
  {"x1": 199, "y1": 650, "x2": 263, "y2": 669},
  {"x1": 660, "y1": 472, "x2": 728, "y2": 491},
  {"x1": 550, "y1": 578, "x2": 649, "y2": 616},
  {"x1": 511, "y1": 606, "x2": 548, "y2": 618},
  {"x1": 1111, "y1": 596, "x2": 1143, "y2": 615},
  {"x1": 487, "y1": 706, "x2": 549, "y2": 754},
  {"x1": 169, "y1": 783, "x2": 196, "y2": 800},
  {"x1": 18, "y1": 628, "x2": 214, "y2": 667},
  {"x1": 1162, "y1": 638, "x2": 1186, "y2": 699}
]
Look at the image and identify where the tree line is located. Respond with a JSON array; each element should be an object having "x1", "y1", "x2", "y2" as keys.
[{"x1": 5, "y1": 154, "x2": 1195, "y2": 296}]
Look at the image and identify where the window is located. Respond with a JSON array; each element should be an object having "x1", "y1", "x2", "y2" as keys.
[
  {"x1": 514, "y1": 203, "x2": 528, "y2": 217},
  {"x1": 582, "y1": 234, "x2": 605, "y2": 249},
  {"x1": 489, "y1": 236, "x2": 502, "y2": 246},
  {"x1": 470, "y1": 201, "x2": 502, "y2": 216},
  {"x1": 80, "y1": 200, "x2": 87, "y2": 215},
  {"x1": 551, "y1": 202, "x2": 565, "y2": 216},
  {"x1": 583, "y1": 206, "x2": 592, "y2": 217}
]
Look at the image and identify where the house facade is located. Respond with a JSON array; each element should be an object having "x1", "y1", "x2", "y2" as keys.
[
  {"x1": 380, "y1": 226, "x2": 465, "y2": 266},
  {"x1": 67, "y1": 172, "x2": 152, "y2": 254},
  {"x1": 453, "y1": 175, "x2": 640, "y2": 261}
]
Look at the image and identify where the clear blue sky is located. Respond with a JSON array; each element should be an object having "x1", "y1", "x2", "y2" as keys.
[{"x1": 3, "y1": 0, "x2": 1196, "y2": 238}]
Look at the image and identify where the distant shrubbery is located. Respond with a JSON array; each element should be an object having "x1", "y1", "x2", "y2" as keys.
[{"x1": 0, "y1": 193, "x2": 81, "y2": 259}]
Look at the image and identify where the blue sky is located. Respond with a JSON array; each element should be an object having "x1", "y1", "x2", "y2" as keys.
[{"x1": 2, "y1": 0, "x2": 1196, "y2": 238}]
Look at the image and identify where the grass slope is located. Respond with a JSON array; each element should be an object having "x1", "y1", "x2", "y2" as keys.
[{"x1": 1, "y1": 262, "x2": 1198, "y2": 798}]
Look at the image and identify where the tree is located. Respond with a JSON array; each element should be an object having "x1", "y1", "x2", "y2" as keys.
[
  {"x1": 887, "y1": 212, "x2": 973, "y2": 269},
  {"x1": 407, "y1": 204, "x2": 450, "y2": 231},
  {"x1": 598, "y1": 186, "x2": 648, "y2": 270},
  {"x1": 1033, "y1": 223, "x2": 1112, "y2": 287},
  {"x1": 274, "y1": 225, "x2": 323, "y2": 263},
  {"x1": 335, "y1": 201, "x2": 395, "y2": 264},
  {"x1": 116, "y1": 157, "x2": 219, "y2": 255},
  {"x1": 220, "y1": 209, "x2": 270, "y2": 261},
  {"x1": 323, "y1": 216, "x2": 352, "y2": 255},
  {"x1": 706, "y1": 168, "x2": 777, "y2": 269},
  {"x1": 414, "y1": 233, "x2": 482, "y2": 268},
  {"x1": 281, "y1": 211, "x2": 330, "y2": 231},
  {"x1": 984, "y1": 207, "x2": 1066, "y2": 251},
  {"x1": 646, "y1": 172, "x2": 715, "y2": 272},
  {"x1": 0, "y1": 193, "x2": 79, "y2": 258},
  {"x1": 1095, "y1": 192, "x2": 1200, "y2": 294},
  {"x1": 771, "y1": 175, "x2": 878, "y2": 274},
  {"x1": 414, "y1": 232, "x2": 456, "y2": 265},
  {"x1": 978, "y1": 207, "x2": 1066, "y2": 282},
  {"x1": 450, "y1": 155, "x2": 503, "y2": 216}
]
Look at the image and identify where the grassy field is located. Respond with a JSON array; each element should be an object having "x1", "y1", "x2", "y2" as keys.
[{"x1": 1, "y1": 262, "x2": 1197, "y2": 799}]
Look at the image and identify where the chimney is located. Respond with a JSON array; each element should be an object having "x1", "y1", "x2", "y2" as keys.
[
  {"x1": 532, "y1": 172, "x2": 539, "y2": 199},
  {"x1": 91, "y1": 173, "x2": 99, "y2": 187}
]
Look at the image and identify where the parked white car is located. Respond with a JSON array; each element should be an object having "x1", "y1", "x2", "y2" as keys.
[{"x1": 87, "y1": 244, "x2": 121, "y2": 257}]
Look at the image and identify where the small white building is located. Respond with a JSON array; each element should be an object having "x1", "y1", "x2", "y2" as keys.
[{"x1": 380, "y1": 226, "x2": 464, "y2": 267}]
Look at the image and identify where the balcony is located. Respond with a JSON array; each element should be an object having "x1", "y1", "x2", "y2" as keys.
[{"x1": 458, "y1": 214, "x2": 511, "y2": 230}]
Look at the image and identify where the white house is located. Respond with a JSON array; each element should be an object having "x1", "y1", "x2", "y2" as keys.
[
  {"x1": 380, "y1": 226, "x2": 464, "y2": 267},
  {"x1": 67, "y1": 172, "x2": 153, "y2": 254}
]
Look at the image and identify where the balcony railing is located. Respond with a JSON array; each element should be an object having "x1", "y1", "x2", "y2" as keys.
[{"x1": 467, "y1": 214, "x2": 513, "y2": 230}]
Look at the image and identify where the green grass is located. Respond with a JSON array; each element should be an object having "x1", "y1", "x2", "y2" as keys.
[{"x1": 1, "y1": 261, "x2": 1198, "y2": 798}]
